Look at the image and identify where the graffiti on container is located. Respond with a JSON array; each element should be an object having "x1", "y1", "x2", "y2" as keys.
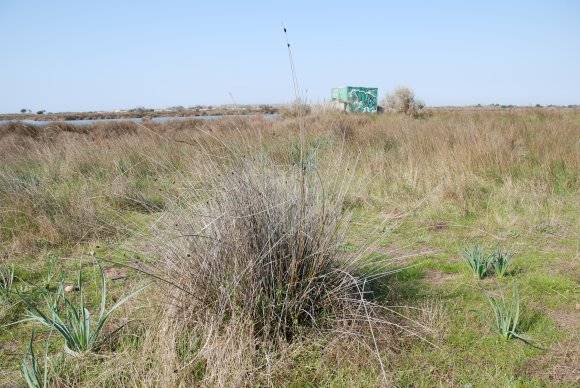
[{"x1": 349, "y1": 88, "x2": 378, "y2": 113}]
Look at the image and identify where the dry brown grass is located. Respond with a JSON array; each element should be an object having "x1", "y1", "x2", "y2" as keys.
[{"x1": 1, "y1": 108, "x2": 577, "y2": 278}]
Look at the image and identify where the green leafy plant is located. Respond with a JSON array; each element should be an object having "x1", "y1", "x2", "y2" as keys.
[
  {"x1": 492, "y1": 246, "x2": 514, "y2": 278},
  {"x1": 462, "y1": 244, "x2": 494, "y2": 279},
  {"x1": 470, "y1": 283, "x2": 534, "y2": 345},
  {"x1": 21, "y1": 262, "x2": 149, "y2": 356},
  {"x1": 22, "y1": 328, "x2": 50, "y2": 388},
  {"x1": 117, "y1": 159, "x2": 130, "y2": 176},
  {"x1": 0, "y1": 264, "x2": 15, "y2": 301},
  {"x1": 290, "y1": 138, "x2": 328, "y2": 170},
  {"x1": 42, "y1": 255, "x2": 58, "y2": 290}
]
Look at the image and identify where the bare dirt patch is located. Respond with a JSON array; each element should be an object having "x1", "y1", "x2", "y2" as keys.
[
  {"x1": 374, "y1": 246, "x2": 440, "y2": 264},
  {"x1": 423, "y1": 220, "x2": 449, "y2": 232},
  {"x1": 104, "y1": 266, "x2": 128, "y2": 281},
  {"x1": 338, "y1": 245, "x2": 439, "y2": 267},
  {"x1": 521, "y1": 338, "x2": 579, "y2": 385},
  {"x1": 422, "y1": 269, "x2": 460, "y2": 285},
  {"x1": 549, "y1": 309, "x2": 579, "y2": 331}
]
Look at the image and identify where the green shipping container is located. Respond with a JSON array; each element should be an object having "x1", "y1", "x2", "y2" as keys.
[{"x1": 331, "y1": 86, "x2": 378, "y2": 113}]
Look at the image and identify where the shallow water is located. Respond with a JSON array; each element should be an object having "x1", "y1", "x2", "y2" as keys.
[{"x1": 0, "y1": 113, "x2": 280, "y2": 126}]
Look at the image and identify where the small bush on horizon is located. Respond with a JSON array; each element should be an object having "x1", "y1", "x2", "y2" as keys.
[
  {"x1": 280, "y1": 100, "x2": 311, "y2": 117},
  {"x1": 384, "y1": 87, "x2": 425, "y2": 117}
]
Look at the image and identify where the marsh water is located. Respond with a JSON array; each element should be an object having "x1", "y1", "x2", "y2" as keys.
[{"x1": 0, "y1": 114, "x2": 280, "y2": 126}]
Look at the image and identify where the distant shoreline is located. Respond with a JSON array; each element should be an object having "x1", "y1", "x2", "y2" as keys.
[
  {"x1": 2, "y1": 105, "x2": 578, "y2": 123},
  {"x1": 0, "y1": 106, "x2": 279, "y2": 122}
]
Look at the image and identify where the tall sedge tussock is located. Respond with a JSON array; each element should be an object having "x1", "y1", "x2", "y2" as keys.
[{"x1": 143, "y1": 145, "x2": 393, "y2": 383}]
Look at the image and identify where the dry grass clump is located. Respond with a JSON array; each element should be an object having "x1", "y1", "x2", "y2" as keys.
[
  {"x1": 0, "y1": 122, "x2": 187, "y2": 259},
  {"x1": 329, "y1": 112, "x2": 372, "y2": 141},
  {"x1": 142, "y1": 151, "x2": 391, "y2": 384},
  {"x1": 280, "y1": 102, "x2": 312, "y2": 118},
  {"x1": 0, "y1": 121, "x2": 41, "y2": 139}
]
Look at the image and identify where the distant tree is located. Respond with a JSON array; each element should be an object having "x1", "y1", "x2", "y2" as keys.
[
  {"x1": 20, "y1": 108, "x2": 27, "y2": 114},
  {"x1": 535, "y1": 104, "x2": 542, "y2": 108},
  {"x1": 384, "y1": 87, "x2": 425, "y2": 117},
  {"x1": 36, "y1": 110, "x2": 46, "y2": 115}
]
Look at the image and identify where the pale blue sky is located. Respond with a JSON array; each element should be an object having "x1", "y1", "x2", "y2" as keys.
[{"x1": 1, "y1": 0, "x2": 578, "y2": 113}]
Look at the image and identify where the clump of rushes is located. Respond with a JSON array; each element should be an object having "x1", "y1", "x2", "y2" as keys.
[
  {"x1": 462, "y1": 244, "x2": 494, "y2": 279},
  {"x1": 159, "y1": 161, "x2": 363, "y2": 343},
  {"x1": 492, "y1": 246, "x2": 514, "y2": 278},
  {"x1": 20, "y1": 262, "x2": 149, "y2": 356},
  {"x1": 470, "y1": 283, "x2": 536, "y2": 346},
  {"x1": 149, "y1": 154, "x2": 396, "y2": 384}
]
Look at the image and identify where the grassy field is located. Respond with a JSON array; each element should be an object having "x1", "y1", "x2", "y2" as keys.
[{"x1": 0, "y1": 109, "x2": 578, "y2": 386}]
